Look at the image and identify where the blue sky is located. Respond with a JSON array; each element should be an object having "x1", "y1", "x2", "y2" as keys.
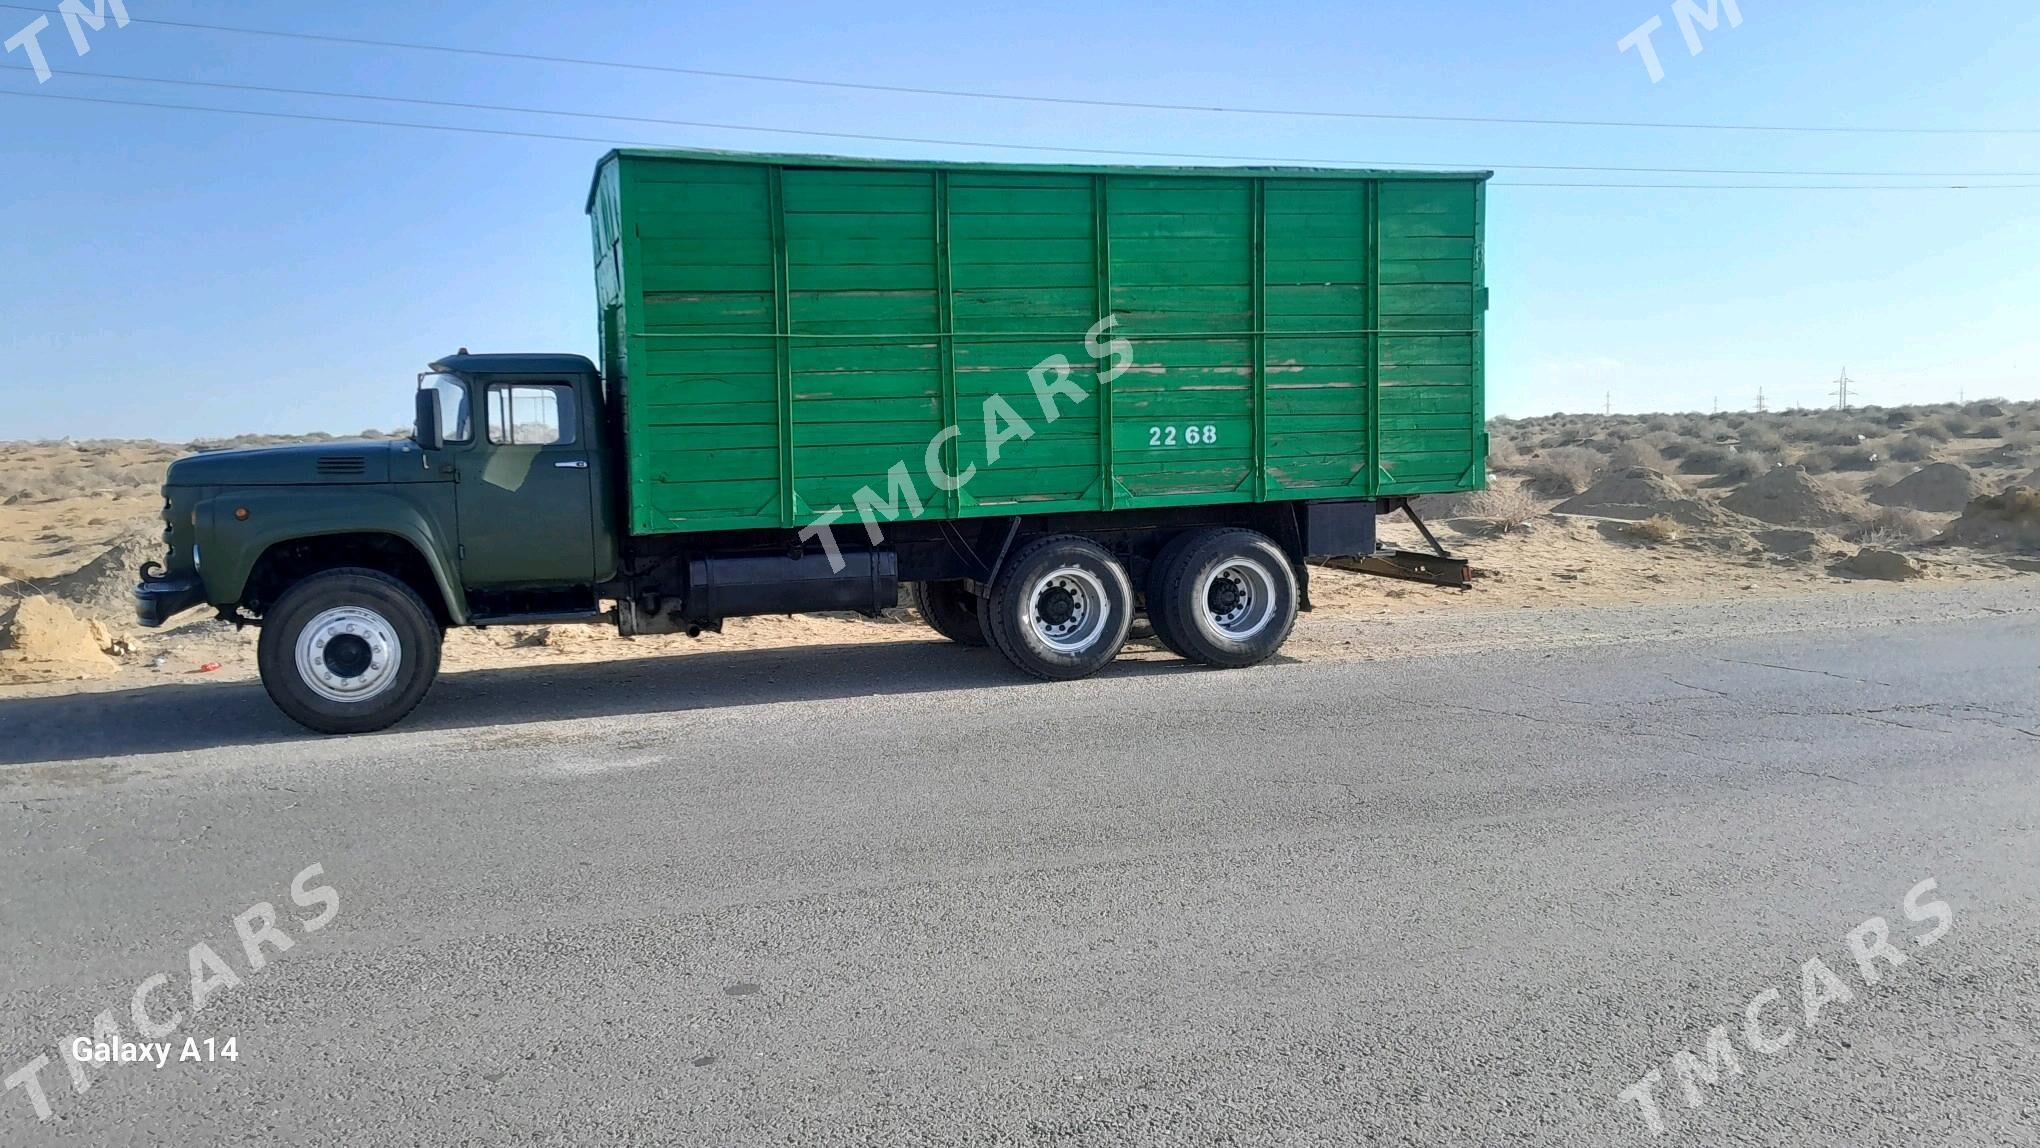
[{"x1": 3, "y1": 0, "x2": 2037, "y2": 440}]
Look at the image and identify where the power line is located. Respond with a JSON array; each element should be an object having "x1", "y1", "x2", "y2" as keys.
[
  {"x1": 2, "y1": 2, "x2": 2034, "y2": 138},
  {"x1": 11, "y1": 64, "x2": 2040, "y2": 180},
  {"x1": 6, "y1": 88, "x2": 2040, "y2": 192},
  {"x1": 1500, "y1": 181, "x2": 2040, "y2": 189}
]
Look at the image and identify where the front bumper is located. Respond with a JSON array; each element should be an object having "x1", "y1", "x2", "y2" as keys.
[{"x1": 134, "y1": 566, "x2": 207, "y2": 628}]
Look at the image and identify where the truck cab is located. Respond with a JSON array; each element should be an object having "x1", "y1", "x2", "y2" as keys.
[
  {"x1": 412, "y1": 352, "x2": 619, "y2": 613},
  {"x1": 135, "y1": 352, "x2": 618, "y2": 732}
]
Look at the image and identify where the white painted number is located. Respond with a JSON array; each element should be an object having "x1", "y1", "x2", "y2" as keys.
[{"x1": 1148, "y1": 425, "x2": 1219, "y2": 448}]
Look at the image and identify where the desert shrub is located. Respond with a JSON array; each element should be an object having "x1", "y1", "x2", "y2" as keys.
[
  {"x1": 1889, "y1": 435, "x2": 1934, "y2": 462},
  {"x1": 1910, "y1": 420, "x2": 1953, "y2": 443},
  {"x1": 1999, "y1": 425, "x2": 2040, "y2": 456},
  {"x1": 1969, "y1": 419, "x2": 2006, "y2": 439},
  {"x1": 1521, "y1": 447, "x2": 1604, "y2": 496},
  {"x1": 1828, "y1": 447, "x2": 1882, "y2": 472},
  {"x1": 1883, "y1": 408, "x2": 1916, "y2": 428},
  {"x1": 1935, "y1": 412, "x2": 1975, "y2": 438},
  {"x1": 1610, "y1": 440, "x2": 1667, "y2": 471},
  {"x1": 1487, "y1": 433, "x2": 1525, "y2": 472},
  {"x1": 1651, "y1": 433, "x2": 1694, "y2": 460},
  {"x1": 1459, "y1": 486, "x2": 1541, "y2": 532},
  {"x1": 1679, "y1": 444, "x2": 1735, "y2": 474},
  {"x1": 1846, "y1": 507, "x2": 1937, "y2": 546},
  {"x1": 1712, "y1": 450, "x2": 1771, "y2": 484},
  {"x1": 1869, "y1": 462, "x2": 1914, "y2": 489},
  {"x1": 1624, "y1": 515, "x2": 1682, "y2": 543},
  {"x1": 1738, "y1": 426, "x2": 1786, "y2": 453}
]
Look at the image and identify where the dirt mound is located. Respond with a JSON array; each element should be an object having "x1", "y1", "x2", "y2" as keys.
[
  {"x1": 1719, "y1": 466, "x2": 1872, "y2": 528},
  {"x1": 37, "y1": 527, "x2": 160, "y2": 622},
  {"x1": 0, "y1": 595, "x2": 119, "y2": 683},
  {"x1": 1752, "y1": 528, "x2": 1825, "y2": 561},
  {"x1": 1871, "y1": 462, "x2": 1986, "y2": 513},
  {"x1": 1554, "y1": 467, "x2": 1723, "y2": 526},
  {"x1": 1838, "y1": 548, "x2": 1925, "y2": 581},
  {"x1": 1937, "y1": 489, "x2": 2040, "y2": 551}
]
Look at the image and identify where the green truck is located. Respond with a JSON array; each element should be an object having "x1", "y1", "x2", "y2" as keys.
[{"x1": 136, "y1": 148, "x2": 1490, "y2": 733}]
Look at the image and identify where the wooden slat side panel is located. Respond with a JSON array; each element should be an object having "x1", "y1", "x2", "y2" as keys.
[
  {"x1": 1376, "y1": 180, "x2": 1482, "y2": 494},
  {"x1": 948, "y1": 173, "x2": 1104, "y2": 509},
  {"x1": 1107, "y1": 176, "x2": 1254, "y2": 501},
  {"x1": 620, "y1": 160, "x2": 780, "y2": 529},
  {"x1": 1262, "y1": 181, "x2": 1372, "y2": 492},
  {"x1": 781, "y1": 169, "x2": 945, "y2": 521}
]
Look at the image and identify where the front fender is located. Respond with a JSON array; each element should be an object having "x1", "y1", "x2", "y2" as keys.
[{"x1": 195, "y1": 487, "x2": 469, "y2": 623}]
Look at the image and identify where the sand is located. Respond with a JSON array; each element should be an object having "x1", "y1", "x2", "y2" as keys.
[
  {"x1": 0, "y1": 595, "x2": 119, "y2": 684},
  {"x1": 1938, "y1": 489, "x2": 2040, "y2": 552},
  {"x1": 1553, "y1": 467, "x2": 1738, "y2": 527},
  {"x1": 1720, "y1": 465, "x2": 1874, "y2": 528},
  {"x1": 1871, "y1": 462, "x2": 1988, "y2": 513}
]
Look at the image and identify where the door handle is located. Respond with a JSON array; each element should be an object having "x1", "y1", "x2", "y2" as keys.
[{"x1": 553, "y1": 459, "x2": 590, "y2": 469}]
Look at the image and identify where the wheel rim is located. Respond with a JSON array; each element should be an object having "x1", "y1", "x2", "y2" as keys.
[
  {"x1": 1201, "y1": 558, "x2": 1279, "y2": 640},
  {"x1": 1028, "y1": 565, "x2": 1112, "y2": 653},
  {"x1": 294, "y1": 605, "x2": 403, "y2": 704}
]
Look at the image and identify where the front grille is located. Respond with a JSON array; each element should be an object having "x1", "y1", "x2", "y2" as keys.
[{"x1": 316, "y1": 456, "x2": 368, "y2": 475}]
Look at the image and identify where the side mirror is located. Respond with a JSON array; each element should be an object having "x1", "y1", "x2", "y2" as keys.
[{"x1": 414, "y1": 389, "x2": 443, "y2": 451}]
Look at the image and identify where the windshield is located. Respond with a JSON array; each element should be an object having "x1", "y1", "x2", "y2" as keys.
[{"x1": 417, "y1": 372, "x2": 473, "y2": 443}]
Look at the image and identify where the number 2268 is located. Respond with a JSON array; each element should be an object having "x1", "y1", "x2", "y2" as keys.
[{"x1": 1148, "y1": 425, "x2": 1219, "y2": 448}]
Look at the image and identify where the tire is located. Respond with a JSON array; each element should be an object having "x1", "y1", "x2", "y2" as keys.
[
  {"x1": 910, "y1": 580, "x2": 988, "y2": 647},
  {"x1": 1142, "y1": 532, "x2": 1199, "y2": 659},
  {"x1": 983, "y1": 535, "x2": 1134, "y2": 681},
  {"x1": 256, "y1": 567, "x2": 442, "y2": 734},
  {"x1": 1151, "y1": 528, "x2": 1299, "y2": 669}
]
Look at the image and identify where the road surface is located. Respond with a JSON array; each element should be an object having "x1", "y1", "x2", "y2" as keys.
[{"x1": 3, "y1": 584, "x2": 2037, "y2": 1144}]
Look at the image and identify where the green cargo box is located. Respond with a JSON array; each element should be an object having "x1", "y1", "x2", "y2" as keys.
[{"x1": 588, "y1": 148, "x2": 1490, "y2": 537}]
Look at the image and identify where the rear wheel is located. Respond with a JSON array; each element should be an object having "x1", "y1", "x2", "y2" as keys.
[
  {"x1": 984, "y1": 535, "x2": 1133, "y2": 681},
  {"x1": 1151, "y1": 528, "x2": 1298, "y2": 668},
  {"x1": 1142, "y1": 532, "x2": 1199, "y2": 659},
  {"x1": 256, "y1": 567, "x2": 442, "y2": 734},
  {"x1": 910, "y1": 580, "x2": 988, "y2": 647}
]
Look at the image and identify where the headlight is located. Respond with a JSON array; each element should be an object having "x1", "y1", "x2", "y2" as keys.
[{"x1": 192, "y1": 544, "x2": 202, "y2": 573}]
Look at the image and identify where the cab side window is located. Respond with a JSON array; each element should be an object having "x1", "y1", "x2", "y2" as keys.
[{"x1": 487, "y1": 384, "x2": 576, "y2": 446}]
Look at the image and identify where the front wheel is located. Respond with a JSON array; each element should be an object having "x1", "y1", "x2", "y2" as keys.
[
  {"x1": 983, "y1": 535, "x2": 1133, "y2": 681},
  {"x1": 256, "y1": 568, "x2": 442, "y2": 734},
  {"x1": 1150, "y1": 528, "x2": 1298, "y2": 668}
]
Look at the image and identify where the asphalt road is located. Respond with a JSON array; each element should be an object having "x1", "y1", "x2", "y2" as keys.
[{"x1": 3, "y1": 585, "x2": 2038, "y2": 1145}]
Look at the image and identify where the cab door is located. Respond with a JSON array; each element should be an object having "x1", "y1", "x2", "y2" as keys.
[{"x1": 454, "y1": 379, "x2": 596, "y2": 588}]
